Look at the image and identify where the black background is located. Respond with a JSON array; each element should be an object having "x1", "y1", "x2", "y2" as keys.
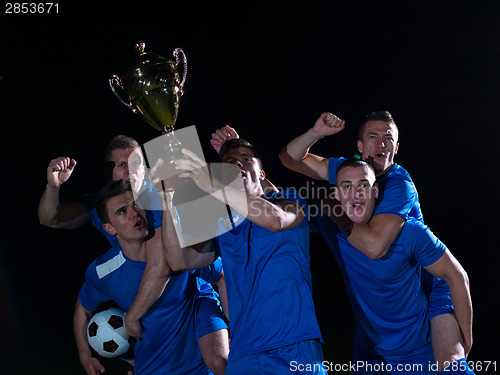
[{"x1": 1, "y1": 2, "x2": 499, "y2": 373}]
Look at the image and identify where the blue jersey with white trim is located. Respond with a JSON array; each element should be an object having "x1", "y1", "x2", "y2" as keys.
[{"x1": 79, "y1": 245, "x2": 220, "y2": 375}]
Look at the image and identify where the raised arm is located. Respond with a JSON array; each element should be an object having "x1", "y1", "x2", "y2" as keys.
[
  {"x1": 175, "y1": 149, "x2": 305, "y2": 232},
  {"x1": 238, "y1": 194, "x2": 305, "y2": 232},
  {"x1": 73, "y1": 298, "x2": 106, "y2": 375},
  {"x1": 125, "y1": 227, "x2": 171, "y2": 340},
  {"x1": 424, "y1": 250, "x2": 473, "y2": 357},
  {"x1": 279, "y1": 112, "x2": 345, "y2": 180},
  {"x1": 161, "y1": 190, "x2": 218, "y2": 271},
  {"x1": 38, "y1": 157, "x2": 89, "y2": 229}
]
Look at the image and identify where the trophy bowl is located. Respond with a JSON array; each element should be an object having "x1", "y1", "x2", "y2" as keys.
[{"x1": 109, "y1": 41, "x2": 187, "y2": 134}]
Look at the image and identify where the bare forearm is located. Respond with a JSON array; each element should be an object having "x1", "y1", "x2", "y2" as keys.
[
  {"x1": 39, "y1": 185, "x2": 88, "y2": 229},
  {"x1": 127, "y1": 266, "x2": 168, "y2": 321},
  {"x1": 347, "y1": 223, "x2": 389, "y2": 259},
  {"x1": 283, "y1": 128, "x2": 324, "y2": 161},
  {"x1": 279, "y1": 130, "x2": 330, "y2": 180},
  {"x1": 322, "y1": 197, "x2": 389, "y2": 259},
  {"x1": 214, "y1": 188, "x2": 300, "y2": 232},
  {"x1": 425, "y1": 251, "x2": 474, "y2": 355},
  {"x1": 38, "y1": 184, "x2": 61, "y2": 226},
  {"x1": 162, "y1": 200, "x2": 192, "y2": 270},
  {"x1": 448, "y1": 271, "x2": 473, "y2": 352},
  {"x1": 161, "y1": 198, "x2": 216, "y2": 270},
  {"x1": 127, "y1": 236, "x2": 170, "y2": 321},
  {"x1": 347, "y1": 215, "x2": 404, "y2": 260},
  {"x1": 73, "y1": 300, "x2": 93, "y2": 362}
]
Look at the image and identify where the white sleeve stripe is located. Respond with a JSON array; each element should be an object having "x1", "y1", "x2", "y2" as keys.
[{"x1": 96, "y1": 251, "x2": 126, "y2": 279}]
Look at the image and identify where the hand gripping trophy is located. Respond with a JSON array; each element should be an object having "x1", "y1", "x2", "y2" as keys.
[{"x1": 109, "y1": 41, "x2": 188, "y2": 188}]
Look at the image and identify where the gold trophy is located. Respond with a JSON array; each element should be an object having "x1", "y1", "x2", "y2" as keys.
[{"x1": 109, "y1": 41, "x2": 187, "y2": 187}]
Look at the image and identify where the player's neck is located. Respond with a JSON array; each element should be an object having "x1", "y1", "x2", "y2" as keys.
[
  {"x1": 118, "y1": 238, "x2": 147, "y2": 262},
  {"x1": 375, "y1": 162, "x2": 395, "y2": 177}
]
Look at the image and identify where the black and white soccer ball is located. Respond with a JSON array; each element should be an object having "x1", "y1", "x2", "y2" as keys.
[{"x1": 87, "y1": 307, "x2": 130, "y2": 358}]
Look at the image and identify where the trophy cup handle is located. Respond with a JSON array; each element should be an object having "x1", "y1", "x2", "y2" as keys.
[
  {"x1": 173, "y1": 48, "x2": 187, "y2": 95},
  {"x1": 109, "y1": 75, "x2": 136, "y2": 112}
]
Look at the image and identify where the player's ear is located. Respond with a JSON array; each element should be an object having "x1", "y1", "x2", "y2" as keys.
[
  {"x1": 103, "y1": 223, "x2": 117, "y2": 236},
  {"x1": 357, "y1": 140, "x2": 363, "y2": 154},
  {"x1": 394, "y1": 142, "x2": 399, "y2": 155},
  {"x1": 373, "y1": 183, "x2": 379, "y2": 199},
  {"x1": 259, "y1": 170, "x2": 266, "y2": 181}
]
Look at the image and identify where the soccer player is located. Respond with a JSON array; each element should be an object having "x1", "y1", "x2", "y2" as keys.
[
  {"x1": 278, "y1": 111, "x2": 472, "y2": 372},
  {"x1": 160, "y1": 139, "x2": 327, "y2": 374},
  {"x1": 74, "y1": 180, "x2": 225, "y2": 375},
  {"x1": 319, "y1": 158, "x2": 473, "y2": 374},
  {"x1": 39, "y1": 136, "x2": 228, "y2": 374}
]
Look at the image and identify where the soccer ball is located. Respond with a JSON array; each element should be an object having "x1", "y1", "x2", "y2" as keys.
[{"x1": 87, "y1": 307, "x2": 130, "y2": 358}]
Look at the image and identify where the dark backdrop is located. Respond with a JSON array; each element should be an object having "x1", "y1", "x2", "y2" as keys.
[{"x1": 1, "y1": 2, "x2": 498, "y2": 373}]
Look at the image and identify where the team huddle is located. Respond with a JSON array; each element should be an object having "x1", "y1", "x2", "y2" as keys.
[{"x1": 38, "y1": 111, "x2": 475, "y2": 374}]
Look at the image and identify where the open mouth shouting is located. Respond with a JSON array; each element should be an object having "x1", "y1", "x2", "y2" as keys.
[
  {"x1": 351, "y1": 201, "x2": 365, "y2": 212},
  {"x1": 134, "y1": 217, "x2": 146, "y2": 230}
]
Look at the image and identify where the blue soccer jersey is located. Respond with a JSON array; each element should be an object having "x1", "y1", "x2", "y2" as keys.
[
  {"x1": 79, "y1": 245, "x2": 222, "y2": 375},
  {"x1": 313, "y1": 216, "x2": 446, "y2": 355},
  {"x1": 216, "y1": 190, "x2": 323, "y2": 363},
  {"x1": 80, "y1": 182, "x2": 228, "y2": 360}
]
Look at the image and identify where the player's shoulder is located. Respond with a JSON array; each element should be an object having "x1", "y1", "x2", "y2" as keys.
[
  {"x1": 386, "y1": 163, "x2": 413, "y2": 182},
  {"x1": 328, "y1": 156, "x2": 348, "y2": 164},
  {"x1": 86, "y1": 245, "x2": 126, "y2": 280},
  {"x1": 401, "y1": 218, "x2": 436, "y2": 242},
  {"x1": 381, "y1": 164, "x2": 418, "y2": 195},
  {"x1": 327, "y1": 156, "x2": 348, "y2": 185},
  {"x1": 402, "y1": 217, "x2": 427, "y2": 231},
  {"x1": 92, "y1": 245, "x2": 123, "y2": 268}
]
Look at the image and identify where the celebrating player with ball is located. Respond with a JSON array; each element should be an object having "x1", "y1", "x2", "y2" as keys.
[{"x1": 73, "y1": 180, "x2": 226, "y2": 375}]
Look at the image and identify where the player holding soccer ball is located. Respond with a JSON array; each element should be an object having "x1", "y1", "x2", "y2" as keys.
[{"x1": 74, "y1": 180, "x2": 225, "y2": 375}]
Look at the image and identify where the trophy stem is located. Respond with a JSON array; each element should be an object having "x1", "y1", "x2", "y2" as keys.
[
  {"x1": 153, "y1": 127, "x2": 189, "y2": 189},
  {"x1": 161, "y1": 128, "x2": 183, "y2": 161},
  {"x1": 163, "y1": 124, "x2": 175, "y2": 133}
]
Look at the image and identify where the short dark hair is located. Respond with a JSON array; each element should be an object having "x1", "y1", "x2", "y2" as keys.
[
  {"x1": 358, "y1": 111, "x2": 398, "y2": 140},
  {"x1": 335, "y1": 158, "x2": 376, "y2": 183},
  {"x1": 104, "y1": 135, "x2": 140, "y2": 161},
  {"x1": 96, "y1": 180, "x2": 132, "y2": 224},
  {"x1": 219, "y1": 138, "x2": 263, "y2": 168},
  {"x1": 103, "y1": 135, "x2": 140, "y2": 181}
]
